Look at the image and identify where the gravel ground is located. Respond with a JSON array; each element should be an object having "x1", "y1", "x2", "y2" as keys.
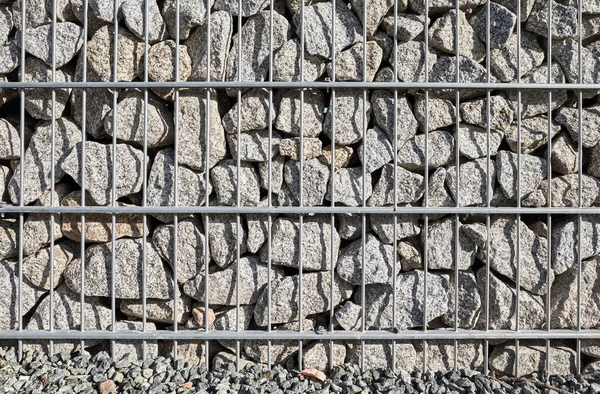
[{"x1": 1, "y1": 347, "x2": 600, "y2": 394}]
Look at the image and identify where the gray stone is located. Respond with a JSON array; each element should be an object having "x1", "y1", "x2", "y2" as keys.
[
  {"x1": 9, "y1": 118, "x2": 81, "y2": 205},
  {"x1": 23, "y1": 243, "x2": 77, "y2": 290},
  {"x1": 469, "y1": 2, "x2": 517, "y2": 49},
  {"x1": 260, "y1": 216, "x2": 340, "y2": 271},
  {"x1": 275, "y1": 89, "x2": 324, "y2": 137},
  {"x1": 147, "y1": 40, "x2": 192, "y2": 99},
  {"x1": 227, "y1": 130, "x2": 282, "y2": 162},
  {"x1": 163, "y1": 0, "x2": 213, "y2": 40},
  {"x1": 22, "y1": 57, "x2": 72, "y2": 120},
  {"x1": 442, "y1": 271, "x2": 481, "y2": 329},
  {"x1": 210, "y1": 159, "x2": 260, "y2": 206},
  {"x1": 390, "y1": 41, "x2": 436, "y2": 82},
  {"x1": 215, "y1": 305, "x2": 254, "y2": 351},
  {"x1": 272, "y1": 38, "x2": 326, "y2": 82},
  {"x1": 398, "y1": 241, "x2": 422, "y2": 271},
  {"x1": 539, "y1": 174, "x2": 600, "y2": 207},
  {"x1": 522, "y1": 189, "x2": 546, "y2": 207},
  {"x1": 413, "y1": 95, "x2": 457, "y2": 132},
  {"x1": 214, "y1": 0, "x2": 266, "y2": 16},
  {"x1": 213, "y1": 352, "x2": 254, "y2": 370},
  {"x1": 431, "y1": 56, "x2": 498, "y2": 100},
  {"x1": 104, "y1": 89, "x2": 174, "y2": 148},
  {"x1": 278, "y1": 137, "x2": 321, "y2": 161},
  {"x1": 187, "y1": 11, "x2": 232, "y2": 81},
  {"x1": 493, "y1": 0, "x2": 535, "y2": 21},
  {"x1": 243, "y1": 320, "x2": 313, "y2": 365},
  {"x1": 490, "y1": 345, "x2": 576, "y2": 377},
  {"x1": 347, "y1": 341, "x2": 417, "y2": 371},
  {"x1": 337, "y1": 213, "x2": 364, "y2": 241},
  {"x1": 349, "y1": 0, "x2": 394, "y2": 37},
  {"x1": 204, "y1": 213, "x2": 247, "y2": 267},
  {"x1": 61, "y1": 141, "x2": 147, "y2": 206},
  {"x1": 356, "y1": 270, "x2": 449, "y2": 330},
  {"x1": 223, "y1": 88, "x2": 275, "y2": 134},
  {"x1": 12, "y1": 0, "x2": 75, "y2": 30},
  {"x1": 490, "y1": 32, "x2": 545, "y2": 82},
  {"x1": 475, "y1": 269, "x2": 545, "y2": 330},
  {"x1": 371, "y1": 90, "x2": 418, "y2": 149},
  {"x1": 335, "y1": 301, "x2": 362, "y2": 330},
  {"x1": 64, "y1": 238, "x2": 174, "y2": 299},
  {"x1": 183, "y1": 256, "x2": 283, "y2": 306},
  {"x1": 415, "y1": 340, "x2": 484, "y2": 372},
  {"x1": 1, "y1": 260, "x2": 47, "y2": 330},
  {"x1": 152, "y1": 218, "x2": 205, "y2": 284},
  {"x1": 504, "y1": 116, "x2": 561, "y2": 154},
  {"x1": 457, "y1": 124, "x2": 503, "y2": 160},
  {"x1": 555, "y1": 105, "x2": 600, "y2": 148},
  {"x1": 247, "y1": 200, "x2": 272, "y2": 254},
  {"x1": 283, "y1": 158, "x2": 330, "y2": 207},
  {"x1": 370, "y1": 211, "x2": 420, "y2": 245},
  {"x1": 303, "y1": 342, "x2": 346, "y2": 371},
  {"x1": 110, "y1": 321, "x2": 158, "y2": 361},
  {"x1": 374, "y1": 66, "x2": 396, "y2": 82},
  {"x1": 120, "y1": 295, "x2": 191, "y2": 324},
  {"x1": 446, "y1": 158, "x2": 496, "y2": 206},
  {"x1": 122, "y1": 0, "x2": 167, "y2": 43},
  {"x1": 254, "y1": 272, "x2": 353, "y2": 326},
  {"x1": 70, "y1": 0, "x2": 122, "y2": 27},
  {"x1": 258, "y1": 154, "x2": 285, "y2": 194},
  {"x1": 459, "y1": 96, "x2": 514, "y2": 132},
  {"x1": 549, "y1": 132, "x2": 578, "y2": 175},
  {"x1": 147, "y1": 148, "x2": 211, "y2": 222},
  {"x1": 225, "y1": 11, "x2": 289, "y2": 89},
  {"x1": 408, "y1": 0, "x2": 485, "y2": 14},
  {"x1": 295, "y1": 2, "x2": 361, "y2": 59},
  {"x1": 582, "y1": 340, "x2": 600, "y2": 358},
  {"x1": 381, "y1": 14, "x2": 425, "y2": 42},
  {"x1": 178, "y1": 90, "x2": 227, "y2": 172},
  {"x1": 170, "y1": 339, "x2": 207, "y2": 367},
  {"x1": 325, "y1": 167, "x2": 372, "y2": 207},
  {"x1": 0, "y1": 165, "x2": 9, "y2": 202},
  {"x1": 337, "y1": 233, "x2": 396, "y2": 285},
  {"x1": 326, "y1": 41, "x2": 382, "y2": 82},
  {"x1": 0, "y1": 41, "x2": 19, "y2": 74},
  {"x1": 320, "y1": 145, "x2": 354, "y2": 168},
  {"x1": 371, "y1": 35, "x2": 392, "y2": 62},
  {"x1": 553, "y1": 40, "x2": 600, "y2": 97},
  {"x1": 18, "y1": 22, "x2": 83, "y2": 67},
  {"x1": 507, "y1": 63, "x2": 567, "y2": 119},
  {"x1": 423, "y1": 217, "x2": 477, "y2": 270},
  {"x1": 429, "y1": 10, "x2": 485, "y2": 61},
  {"x1": 526, "y1": 0, "x2": 577, "y2": 39},
  {"x1": 397, "y1": 130, "x2": 455, "y2": 171},
  {"x1": 552, "y1": 215, "x2": 600, "y2": 275},
  {"x1": 496, "y1": 150, "x2": 547, "y2": 200},
  {"x1": 368, "y1": 164, "x2": 425, "y2": 206},
  {"x1": 324, "y1": 89, "x2": 371, "y2": 146},
  {"x1": 0, "y1": 119, "x2": 20, "y2": 160},
  {"x1": 0, "y1": 6, "x2": 12, "y2": 46},
  {"x1": 589, "y1": 144, "x2": 600, "y2": 178}
]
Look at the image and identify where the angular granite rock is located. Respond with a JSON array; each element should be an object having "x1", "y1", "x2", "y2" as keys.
[{"x1": 336, "y1": 233, "x2": 396, "y2": 285}]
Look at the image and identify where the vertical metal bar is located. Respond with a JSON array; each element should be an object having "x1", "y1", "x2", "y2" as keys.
[
  {"x1": 111, "y1": 0, "x2": 119, "y2": 358},
  {"x1": 298, "y1": 0, "x2": 305, "y2": 370},
  {"x1": 235, "y1": 0, "x2": 242, "y2": 371},
  {"x1": 267, "y1": 0, "x2": 273, "y2": 371},
  {"x1": 142, "y1": 0, "x2": 150, "y2": 360},
  {"x1": 422, "y1": 0, "x2": 429, "y2": 373},
  {"x1": 360, "y1": 0, "x2": 367, "y2": 373},
  {"x1": 172, "y1": 0, "x2": 181, "y2": 363},
  {"x1": 453, "y1": 0, "x2": 460, "y2": 371},
  {"x1": 515, "y1": 0, "x2": 523, "y2": 377},
  {"x1": 17, "y1": 0, "x2": 26, "y2": 361},
  {"x1": 204, "y1": 0, "x2": 212, "y2": 371},
  {"x1": 391, "y1": 0, "x2": 398, "y2": 374},
  {"x1": 576, "y1": 0, "x2": 583, "y2": 375}
]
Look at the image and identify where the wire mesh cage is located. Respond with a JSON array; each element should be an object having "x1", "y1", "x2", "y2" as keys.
[{"x1": 0, "y1": 0, "x2": 598, "y2": 382}]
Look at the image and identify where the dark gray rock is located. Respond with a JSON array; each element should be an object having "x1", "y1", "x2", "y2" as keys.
[
  {"x1": 204, "y1": 213, "x2": 247, "y2": 267},
  {"x1": 496, "y1": 150, "x2": 547, "y2": 200},
  {"x1": 457, "y1": 123, "x2": 503, "y2": 160},
  {"x1": 493, "y1": 0, "x2": 535, "y2": 22},
  {"x1": 442, "y1": 271, "x2": 481, "y2": 329},
  {"x1": 336, "y1": 233, "x2": 396, "y2": 285},
  {"x1": 163, "y1": 0, "x2": 213, "y2": 40},
  {"x1": 324, "y1": 89, "x2": 371, "y2": 146},
  {"x1": 446, "y1": 158, "x2": 496, "y2": 206},
  {"x1": 371, "y1": 90, "x2": 418, "y2": 149},
  {"x1": 396, "y1": 130, "x2": 455, "y2": 171},
  {"x1": 325, "y1": 167, "x2": 372, "y2": 207},
  {"x1": 187, "y1": 10, "x2": 232, "y2": 81},
  {"x1": 490, "y1": 32, "x2": 545, "y2": 82},
  {"x1": 423, "y1": 217, "x2": 477, "y2": 270},
  {"x1": 18, "y1": 22, "x2": 83, "y2": 67},
  {"x1": 283, "y1": 158, "x2": 330, "y2": 206},
  {"x1": 370, "y1": 210, "x2": 420, "y2": 244},
  {"x1": 526, "y1": 0, "x2": 577, "y2": 39},
  {"x1": 368, "y1": 164, "x2": 425, "y2": 206},
  {"x1": 429, "y1": 10, "x2": 485, "y2": 61},
  {"x1": 469, "y1": 2, "x2": 517, "y2": 49},
  {"x1": 275, "y1": 89, "x2": 324, "y2": 137}
]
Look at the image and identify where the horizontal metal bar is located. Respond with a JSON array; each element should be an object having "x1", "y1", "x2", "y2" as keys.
[
  {"x1": 0, "y1": 81, "x2": 598, "y2": 90},
  {"x1": 1, "y1": 329, "x2": 599, "y2": 341}
]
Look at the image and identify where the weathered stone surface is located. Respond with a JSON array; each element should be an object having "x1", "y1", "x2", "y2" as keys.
[
  {"x1": 423, "y1": 217, "x2": 477, "y2": 270},
  {"x1": 246, "y1": 200, "x2": 271, "y2": 254},
  {"x1": 163, "y1": 0, "x2": 213, "y2": 40},
  {"x1": 187, "y1": 10, "x2": 232, "y2": 81},
  {"x1": 0, "y1": 119, "x2": 21, "y2": 160},
  {"x1": 446, "y1": 158, "x2": 496, "y2": 206},
  {"x1": 1, "y1": 260, "x2": 47, "y2": 330},
  {"x1": 275, "y1": 89, "x2": 324, "y2": 137},
  {"x1": 104, "y1": 89, "x2": 174, "y2": 148},
  {"x1": 22, "y1": 57, "x2": 72, "y2": 120},
  {"x1": 553, "y1": 40, "x2": 600, "y2": 97},
  {"x1": 223, "y1": 88, "x2": 275, "y2": 134},
  {"x1": 490, "y1": 345, "x2": 577, "y2": 377},
  {"x1": 555, "y1": 105, "x2": 600, "y2": 148},
  {"x1": 320, "y1": 145, "x2": 354, "y2": 169},
  {"x1": 415, "y1": 340, "x2": 484, "y2": 372},
  {"x1": 152, "y1": 218, "x2": 205, "y2": 284},
  {"x1": 228, "y1": 130, "x2": 281, "y2": 162},
  {"x1": 589, "y1": 144, "x2": 600, "y2": 178},
  {"x1": 371, "y1": 90, "x2": 418, "y2": 149},
  {"x1": 183, "y1": 256, "x2": 283, "y2": 306},
  {"x1": 459, "y1": 96, "x2": 514, "y2": 132},
  {"x1": 368, "y1": 164, "x2": 425, "y2": 206},
  {"x1": 429, "y1": 10, "x2": 485, "y2": 61},
  {"x1": 349, "y1": 0, "x2": 394, "y2": 37},
  {"x1": 457, "y1": 124, "x2": 503, "y2": 160},
  {"x1": 504, "y1": 116, "x2": 561, "y2": 154},
  {"x1": 398, "y1": 240, "x2": 422, "y2": 271},
  {"x1": 337, "y1": 213, "x2": 364, "y2": 241},
  {"x1": 9, "y1": 118, "x2": 81, "y2": 205},
  {"x1": 278, "y1": 137, "x2": 321, "y2": 161},
  {"x1": 210, "y1": 160, "x2": 260, "y2": 206},
  {"x1": 390, "y1": 41, "x2": 436, "y2": 82},
  {"x1": 110, "y1": 321, "x2": 158, "y2": 361},
  {"x1": 493, "y1": 0, "x2": 535, "y2": 22},
  {"x1": 358, "y1": 127, "x2": 393, "y2": 173},
  {"x1": 215, "y1": 305, "x2": 254, "y2": 351},
  {"x1": 496, "y1": 150, "x2": 547, "y2": 200},
  {"x1": 413, "y1": 95, "x2": 457, "y2": 132},
  {"x1": 324, "y1": 89, "x2": 371, "y2": 146},
  {"x1": 356, "y1": 270, "x2": 449, "y2": 330},
  {"x1": 522, "y1": 189, "x2": 546, "y2": 207},
  {"x1": 120, "y1": 295, "x2": 191, "y2": 324},
  {"x1": 147, "y1": 40, "x2": 192, "y2": 99},
  {"x1": 272, "y1": 38, "x2": 326, "y2": 82},
  {"x1": 469, "y1": 2, "x2": 517, "y2": 49},
  {"x1": 121, "y1": 0, "x2": 167, "y2": 44},
  {"x1": 325, "y1": 167, "x2": 372, "y2": 207},
  {"x1": 70, "y1": 0, "x2": 122, "y2": 27},
  {"x1": 442, "y1": 272, "x2": 481, "y2": 329},
  {"x1": 204, "y1": 213, "x2": 247, "y2": 267},
  {"x1": 552, "y1": 215, "x2": 600, "y2": 275},
  {"x1": 61, "y1": 141, "x2": 147, "y2": 206},
  {"x1": 490, "y1": 32, "x2": 545, "y2": 82},
  {"x1": 526, "y1": 0, "x2": 577, "y2": 39},
  {"x1": 23, "y1": 242, "x2": 77, "y2": 290},
  {"x1": 327, "y1": 41, "x2": 382, "y2": 82},
  {"x1": 258, "y1": 154, "x2": 285, "y2": 194},
  {"x1": 397, "y1": 130, "x2": 455, "y2": 171},
  {"x1": 214, "y1": 0, "x2": 266, "y2": 16},
  {"x1": 370, "y1": 211, "x2": 420, "y2": 244},
  {"x1": 335, "y1": 301, "x2": 362, "y2": 331},
  {"x1": 337, "y1": 233, "x2": 396, "y2": 285},
  {"x1": 381, "y1": 14, "x2": 425, "y2": 42},
  {"x1": 64, "y1": 238, "x2": 174, "y2": 299},
  {"x1": 254, "y1": 272, "x2": 353, "y2": 326},
  {"x1": 260, "y1": 216, "x2": 340, "y2": 271},
  {"x1": 12, "y1": 0, "x2": 75, "y2": 30},
  {"x1": 347, "y1": 341, "x2": 417, "y2": 371},
  {"x1": 539, "y1": 174, "x2": 600, "y2": 207},
  {"x1": 243, "y1": 320, "x2": 313, "y2": 365},
  {"x1": 18, "y1": 22, "x2": 83, "y2": 67},
  {"x1": 178, "y1": 90, "x2": 227, "y2": 172},
  {"x1": 303, "y1": 342, "x2": 346, "y2": 371},
  {"x1": 409, "y1": 0, "x2": 485, "y2": 14},
  {"x1": 549, "y1": 132, "x2": 578, "y2": 175},
  {"x1": 284, "y1": 158, "x2": 330, "y2": 207},
  {"x1": 431, "y1": 56, "x2": 498, "y2": 100},
  {"x1": 0, "y1": 165, "x2": 9, "y2": 202}
]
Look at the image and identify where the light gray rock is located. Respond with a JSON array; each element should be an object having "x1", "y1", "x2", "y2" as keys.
[
  {"x1": 496, "y1": 150, "x2": 547, "y2": 200},
  {"x1": 210, "y1": 160, "x2": 260, "y2": 206},
  {"x1": 475, "y1": 269, "x2": 545, "y2": 330},
  {"x1": 64, "y1": 238, "x2": 174, "y2": 299},
  {"x1": 223, "y1": 88, "x2": 275, "y2": 134},
  {"x1": 370, "y1": 211, "x2": 420, "y2": 245},
  {"x1": 22, "y1": 57, "x2": 72, "y2": 120},
  {"x1": 356, "y1": 270, "x2": 449, "y2": 329},
  {"x1": 104, "y1": 89, "x2": 174, "y2": 148},
  {"x1": 110, "y1": 321, "x2": 158, "y2": 361},
  {"x1": 204, "y1": 213, "x2": 247, "y2": 267},
  {"x1": 442, "y1": 271, "x2": 481, "y2": 329},
  {"x1": 415, "y1": 340, "x2": 484, "y2": 372},
  {"x1": 9, "y1": 118, "x2": 81, "y2": 205},
  {"x1": 349, "y1": 0, "x2": 394, "y2": 37},
  {"x1": 552, "y1": 215, "x2": 600, "y2": 275},
  {"x1": 258, "y1": 154, "x2": 285, "y2": 194},
  {"x1": 283, "y1": 158, "x2": 330, "y2": 207},
  {"x1": 504, "y1": 116, "x2": 561, "y2": 154},
  {"x1": 303, "y1": 342, "x2": 346, "y2": 371},
  {"x1": 424, "y1": 217, "x2": 477, "y2": 270},
  {"x1": 70, "y1": 0, "x2": 122, "y2": 27},
  {"x1": 582, "y1": 340, "x2": 600, "y2": 358},
  {"x1": 397, "y1": 130, "x2": 455, "y2": 171},
  {"x1": 122, "y1": 0, "x2": 167, "y2": 44},
  {"x1": 1, "y1": 260, "x2": 48, "y2": 330},
  {"x1": 553, "y1": 40, "x2": 600, "y2": 99},
  {"x1": 526, "y1": 0, "x2": 577, "y2": 39},
  {"x1": 275, "y1": 89, "x2": 324, "y2": 137},
  {"x1": 457, "y1": 124, "x2": 503, "y2": 160},
  {"x1": 18, "y1": 22, "x2": 83, "y2": 67},
  {"x1": 183, "y1": 256, "x2": 283, "y2": 306},
  {"x1": 358, "y1": 127, "x2": 393, "y2": 173},
  {"x1": 272, "y1": 38, "x2": 327, "y2": 82},
  {"x1": 555, "y1": 105, "x2": 600, "y2": 148},
  {"x1": 254, "y1": 272, "x2": 353, "y2": 326},
  {"x1": 459, "y1": 96, "x2": 514, "y2": 132},
  {"x1": 429, "y1": 10, "x2": 485, "y2": 61},
  {"x1": 23, "y1": 243, "x2": 77, "y2": 290},
  {"x1": 381, "y1": 14, "x2": 425, "y2": 42},
  {"x1": 446, "y1": 158, "x2": 496, "y2": 206},
  {"x1": 147, "y1": 40, "x2": 192, "y2": 99},
  {"x1": 12, "y1": 0, "x2": 75, "y2": 30},
  {"x1": 413, "y1": 95, "x2": 457, "y2": 132},
  {"x1": 371, "y1": 90, "x2": 418, "y2": 149},
  {"x1": 337, "y1": 213, "x2": 364, "y2": 241},
  {"x1": 260, "y1": 216, "x2": 340, "y2": 271},
  {"x1": 522, "y1": 189, "x2": 546, "y2": 207},
  {"x1": 469, "y1": 2, "x2": 517, "y2": 49},
  {"x1": 214, "y1": 0, "x2": 266, "y2": 16},
  {"x1": 538, "y1": 174, "x2": 600, "y2": 207},
  {"x1": 152, "y1": 218, "x2": 205, "y2": 284},
  {"x1": 493, "y1": 0, "x2": 535, "y2": 22},
  {"x1": 214, "y1": 305, "x2": 254, "y2": 351},
  {"x1": 368, "y1": 164, "x2": 425, "y2": 206},
  {"x1": 347, "y1": 341, "x2": 417, "y2": 372},
  {"x1": 278, "y1": 137, "x2": 321, "y2": 161},
  {"x1": 320, "y1": 145, "x2": 354, "y2": 169},
  {"x1": 390, "y1": 41, "x2": 436, "y2": 82},
  {"x1": 325, "y1": 167, "x2": 372, "y2": 207},
  {"x1": 0, "y1": 41, "x2": 19, "y2": 74},
  {"x1": 398, "y1": 241, "x2": 422, "y2": 271},
  {"x1": 178, "y1": 90, "x2": 227, "y2": 172},
  {"x1": 246, "y1": 200, "x2": 272, "y2": 254},
  {"x1": 227, "y1": 130, "x2": 281, "y2": 162},
  {"x1": 0, "y1": 165, "x2": 9, "y2": 201},
  {"x1": 243, "y1": 320, "x2": 313, "y2": 365},
  {"x1": 163, "y1": 0, "x2": 213, "y2": 40},
  {"x1": 61, "y1": 141, "x2": 147, "y2": 206},
  {"x1": 549, "y1": 132, "x2": 578, "y2": 175},
  {"x1": 0, "y1": 119, "x2": 21, "y2": 160},
  {"x1": 408, "y1": 0, "x2": 485, "y2": 14},
  {"x1": 589, "y1": 144, "x2": 600, "y2": 178},
  {"x1": 431, "y1": 56, "x2": 498, "y2": 100},
  {"x1": 327, "y1": 41, "x2": 382, "y2": 82},
  {"x1": 490, "y1": 32, "x2": 545, "y2": 82},
  {"x1": 490, "y1": 345, "x2": 576, "y2": 377},
  {"x1": 120, "y1": 295, "x2": 191, "y2": 324},
  {"x1": 337, "y1": 233, "x2": 396, "y2": 285},
  {"x1": 187, "y1": 10, "x2": 232, "y2": 81},
  {"x1": 213, "y1": 352, "x2": 253, "y2": 370},
  {"x1": 335, "y1": 301, "x2": 362, "y2": 331},
  {"x1": 324, "y1": 89, "x2": 371, "y2": 146}
]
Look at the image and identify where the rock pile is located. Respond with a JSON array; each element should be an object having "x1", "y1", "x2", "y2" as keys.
[{"x1": 0, "y1": 0, "x2": 598, "y2": 376}]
